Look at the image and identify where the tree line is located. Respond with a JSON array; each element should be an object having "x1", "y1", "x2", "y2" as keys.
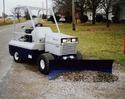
[{"x1": 53, "y1": 0, "x2": 121, "y2": 27}]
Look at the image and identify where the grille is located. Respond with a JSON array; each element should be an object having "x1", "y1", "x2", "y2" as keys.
[{"x1": 62, "y1": 43, "x2": 77, "y2": 55}]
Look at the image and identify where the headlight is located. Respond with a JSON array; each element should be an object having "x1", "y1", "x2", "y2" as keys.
[
  {"x1": 62, "y1": 39, "x2": 67, "y2": 43},
  {"x1": 61, "y1": 38, "x2": 71, "y2": 43},
  {"x1": 72, "y1": 38, "x2": 77, "y2": 42},
  {"x1": 61, "y1": 38, "x2": 78, "y2": 43},
  {"x1": 72, "y1": 38, "x2": 78, "y2": 42}
]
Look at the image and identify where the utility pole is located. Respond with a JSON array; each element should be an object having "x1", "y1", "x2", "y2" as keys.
[
  {"x1": 72, "y1": 0, "x2": 76, "y2": 31},
  {"x1": 3, "y1": 0, "x2": 5, "y2": 23},
  {"x1": 46, "y1": 0, "x2": 48, "y2": 16}
]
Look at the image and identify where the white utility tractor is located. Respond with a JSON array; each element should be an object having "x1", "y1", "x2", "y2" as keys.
[{"x1": 9, "y1": 6, "x2": 82, "y2": 74}]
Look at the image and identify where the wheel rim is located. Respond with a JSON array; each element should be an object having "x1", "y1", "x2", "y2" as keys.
[
  {"x1": 40, "y1": 59, "x2": 45, "y2": 70},
  {"x1": 14, "y1": 52, "x2": 19, "y2": 60}
]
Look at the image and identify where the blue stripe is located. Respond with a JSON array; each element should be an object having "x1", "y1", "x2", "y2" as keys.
[{"x1": 9, "y1": 45, "x2": 44, "y2": 60}]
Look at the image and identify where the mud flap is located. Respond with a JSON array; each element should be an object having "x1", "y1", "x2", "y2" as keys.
[{"x1": 49, "y1": 60, "x2": 113, "y2": 80}]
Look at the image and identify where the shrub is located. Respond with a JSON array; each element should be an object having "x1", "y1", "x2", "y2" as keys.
[
  {"x1": 65, "y1": 16, "x2": 72, "y2": 23},
  {"x1": 80, "y1": 15, "x2": 88, "y2": 23},
  {"x1": 112, "y1": 16, "x2": 119, "y2": 23},
  {"x1": 48, "y1": 15, "x2": 60, "y2": 23},
  {"x1": 96, "y1": 14, "x2": 104, "y2": 22}
]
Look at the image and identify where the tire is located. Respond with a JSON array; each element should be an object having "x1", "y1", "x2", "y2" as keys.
[
  {"x1": 76, "y1": 51, "x2": 83, "y2": 60},
  {"x1": 37, "y1": 53, "x2": 54, "y2": 75},
  {"x1": 13, "y1": 52, "x2": 22, "y2": 63}
]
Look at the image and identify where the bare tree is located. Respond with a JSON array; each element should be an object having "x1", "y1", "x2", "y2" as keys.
[
  {"x1": 14, "y1": 8, "x2": 21, "y2": 22},
  {"x1": 101, "y1": 0, "x2": 113, "y2": 27},
  {"x1": 24, "y1": 9, "x2": 30, "y2": 20},
  {"x1": 76, "y1": 0, "x2": 87, "y2": 15},
  {"x1": 53, "y1": 0, "x2": 88, "y2": 23},
  {"x1": 75, "y1": 0, "x2": 88, "y2": 22},
  {"x1": 53, "y1": 0, "x2": 72, "y2": 16},
  {"x1": 87, "y1": 0, "x2": 102, "y2": 24}
]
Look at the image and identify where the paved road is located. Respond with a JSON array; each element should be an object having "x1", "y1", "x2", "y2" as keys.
[
  {"x1": 0, "y1": 23, "x2": 125, "y2": 99},
  {"x1": 0, "y1": 21, "x2": 35, "y2": 82},
  {"x1": 0, "y1": 25, "x2": 13, "y2": 82}
]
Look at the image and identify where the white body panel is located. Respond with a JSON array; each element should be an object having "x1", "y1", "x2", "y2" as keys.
[
  {"x1": 32, "y1": 27, "x2": 53, "y2": 43},
  {"x1": 9, "y1": 26, "x2": 78, "y2": 56},
  {"x1": 45, "y1": 33, "x2": 77, "y2": 56},
  {"x1": 9, "y1": 40, "x2": 44, "y2": 50}
]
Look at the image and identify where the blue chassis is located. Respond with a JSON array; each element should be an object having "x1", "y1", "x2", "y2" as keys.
[{"x1": 9, "y1": 45, "x2": 44, "y2": 60}]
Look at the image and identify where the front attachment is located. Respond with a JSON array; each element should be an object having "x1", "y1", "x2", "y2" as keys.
[{"x1": 49, "y1": 60, "x2": 113, "y2": 80}]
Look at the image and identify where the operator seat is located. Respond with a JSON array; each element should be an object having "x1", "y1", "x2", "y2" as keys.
[
  {"x1": 24, "y1": 29, "x2": 33, "y2": 42},
  {"x1": 24, "y1": 23, "x2": 43, "y2": 42}
]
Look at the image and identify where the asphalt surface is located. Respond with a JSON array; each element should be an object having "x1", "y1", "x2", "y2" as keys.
[
  {"x1": 0, "y1": 21, "x2": 32, "y2": 81},
  {"x1": 0, "y1": 25, "x2": 13, "y2": 82},
  {"x1": 0, "y1": 23, "x2": 125, "y2": 99}
]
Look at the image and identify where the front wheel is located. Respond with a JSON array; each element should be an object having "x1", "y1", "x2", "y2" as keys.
[
  {"x1": 13, "y1": 52, "x2": 22, "y2": 63},
  {"x1": 37, "y1": 53, "x2": 54, "y2": 75}
]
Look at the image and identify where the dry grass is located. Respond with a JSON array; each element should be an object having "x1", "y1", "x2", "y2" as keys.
[
  {"x1": 0, "y1": 18, "x2": 26, "y2": 26},
  {"x1": 0, "y1": 18, "x2": 13, "y2": 26}
]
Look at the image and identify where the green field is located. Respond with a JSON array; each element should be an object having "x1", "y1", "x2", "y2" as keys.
[{"x1": 48, "y1": 23, "x2": 125, "y2": 64}]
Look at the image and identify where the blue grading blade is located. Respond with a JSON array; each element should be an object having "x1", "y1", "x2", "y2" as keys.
[{"x1": 48, "y1": 60, "x2": 113, "y2": 80}]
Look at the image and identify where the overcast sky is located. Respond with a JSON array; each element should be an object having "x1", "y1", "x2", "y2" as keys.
[{"x1": 0, "y1": 0, "x2": 52, "y2": 16}]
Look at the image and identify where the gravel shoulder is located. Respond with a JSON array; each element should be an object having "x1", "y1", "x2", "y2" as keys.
[{"x1": 0, "y1": 62, "x2": 125, "y2": 99}]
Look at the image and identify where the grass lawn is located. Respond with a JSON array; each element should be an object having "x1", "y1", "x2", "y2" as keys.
[{"x1": 47, "y1": 23, "x2": 125, "y2": 64}]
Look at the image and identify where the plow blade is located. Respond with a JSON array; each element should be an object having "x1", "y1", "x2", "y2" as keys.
[{"x1": 49, "y1": 60, "x2": 114, "y2": 80}]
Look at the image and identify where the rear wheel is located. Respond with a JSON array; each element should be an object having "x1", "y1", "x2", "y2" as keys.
[
  {"x1": 37, "y1": 53, "x2": 54, "y2": 75},
  {"x1": 13, "y1": 52, "x2": 22, "y2": 63}
]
